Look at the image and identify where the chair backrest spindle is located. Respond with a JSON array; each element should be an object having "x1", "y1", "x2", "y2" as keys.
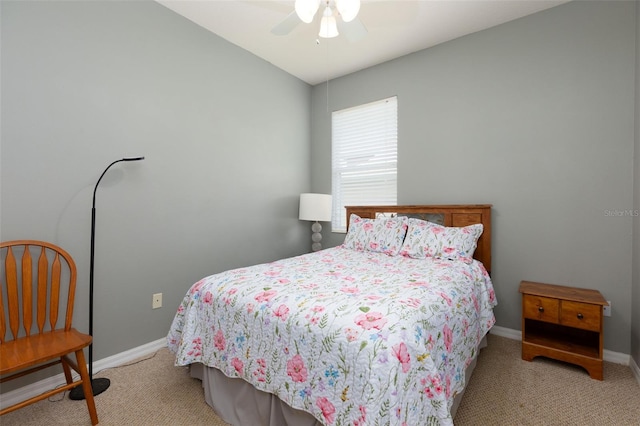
[
  {"x1": 37, "y1": 246, "x2": 48, "y2": 333},
  {"x1": 21, "y1": 245, "x2": 33, "y2": 337},
  {"x1": 50, "y1": 251, "x2": 62, "y2": 331},
  {"x1": 4, "y1": 247, "x2": 20, "y2": 341}
]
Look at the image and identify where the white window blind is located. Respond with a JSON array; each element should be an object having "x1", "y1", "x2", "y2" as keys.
[{"x1": 331, "y1": 96, "x2": 398, "y2": 232}]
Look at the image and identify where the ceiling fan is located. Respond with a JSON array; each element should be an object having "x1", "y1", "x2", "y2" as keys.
[{"x1": 271, "y1": 0, "x2": 367, "y2": 42}]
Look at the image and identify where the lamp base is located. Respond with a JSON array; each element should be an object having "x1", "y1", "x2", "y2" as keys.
[
  {"x1": 69, "y1": 377, "x2": 111, "y2": 400},
  {"x1": 311, "y1": 221, "x2": 323, "y2": 252}
]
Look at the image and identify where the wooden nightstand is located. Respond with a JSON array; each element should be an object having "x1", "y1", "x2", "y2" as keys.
[{"x1": 519, "y1": 281, "x2": 608, "y2": 380}]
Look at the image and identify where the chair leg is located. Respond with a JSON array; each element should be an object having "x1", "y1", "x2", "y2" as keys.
[
  {"x1": 61, "y1": 356, "x2": 73, "y2": 385},
  {"x1": 75, "y1": 349, "x2": 99, "y2": 425}
]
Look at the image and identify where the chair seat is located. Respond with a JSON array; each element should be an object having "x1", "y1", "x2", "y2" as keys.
[{"x1": 1, "y1": 328, "x2": 92, "y2": 375}]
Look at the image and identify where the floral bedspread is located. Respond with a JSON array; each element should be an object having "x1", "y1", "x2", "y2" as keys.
[{"x1": 167, "y1": 246, "x2": 496, "y2": 426}]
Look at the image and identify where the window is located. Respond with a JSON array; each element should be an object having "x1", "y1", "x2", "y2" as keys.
[{"x1": 331, "y1": 96, "x2": 398, "y2": 232}]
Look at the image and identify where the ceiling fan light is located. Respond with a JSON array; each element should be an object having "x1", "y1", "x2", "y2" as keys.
[
  {"x1": 295, "y1": 0, "x2": 320, "y2": 24},
  {"x1": 335, "y1": 0, "x2": 360, "y2": 23},
  {"x1": 319, "y1": 14, "x2": 339, "y2": 38}
]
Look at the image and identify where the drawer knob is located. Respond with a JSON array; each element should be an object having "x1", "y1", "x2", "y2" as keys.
[
  {"x1": 577, "y1": 313, "x2": 584, "y2": 320},
  {"x1": 538, "y1": 306, "x2": 544, "y2": 313}
]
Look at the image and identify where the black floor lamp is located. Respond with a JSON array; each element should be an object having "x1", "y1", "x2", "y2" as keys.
[{"x1": 69, "y1": 156, "x2": 145, "y2": 400}]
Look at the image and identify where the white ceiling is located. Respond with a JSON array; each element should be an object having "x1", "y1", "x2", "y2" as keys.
[{"x1": 157, "y1": 0, "x2": 569, "y2": 85}]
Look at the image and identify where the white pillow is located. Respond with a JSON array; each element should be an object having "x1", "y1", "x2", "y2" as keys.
[
  {"x1": 399, "y1": 218, "x2": 483, "y2": 263},
  {"x1": 343, "y1": 214, "x2": 408, "y2": 256}
]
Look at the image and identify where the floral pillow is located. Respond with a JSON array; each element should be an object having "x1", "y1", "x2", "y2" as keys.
[
  {"x1": 343, "y1": 214, "x2": 408, "y2": 256},
  {"x1": 399, "y1": 218, "x2": 483, "y2": 263}
]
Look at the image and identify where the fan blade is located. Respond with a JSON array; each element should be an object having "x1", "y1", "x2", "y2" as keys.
[
  {"x1": 271, "y1": 11, "x2": 300, "y2": 36},
  {"x1": 337, "y1": 16, "x2": 367, "y2": 42}
]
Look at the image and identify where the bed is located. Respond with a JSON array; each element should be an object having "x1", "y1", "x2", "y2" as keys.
[{"x1": 167, "y1": 204, "x2": 496, "y2": 425}]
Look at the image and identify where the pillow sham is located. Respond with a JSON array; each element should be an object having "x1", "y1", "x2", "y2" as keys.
[
  {"x1": 399, "y1": 218, "x2": 483, "y2": 263},
  {"x1": 343, "y1": 214, "x2": 408, "y2": 256}
]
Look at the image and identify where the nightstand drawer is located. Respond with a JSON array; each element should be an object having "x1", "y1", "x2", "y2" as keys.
[
  {"x1": 560, "y1": 301, "x2": 601, "y2": 331},
  {"x1": 523, "y1": 294, "x2": 559, "y2": 323}
]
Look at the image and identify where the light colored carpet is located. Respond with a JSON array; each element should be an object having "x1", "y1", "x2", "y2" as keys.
[
  {"x1": 1, "y1": 334, "x2": 639, "y2": 425},
  {"x1": 455, "y1": 335, "x2": 640, "y2": 426}
]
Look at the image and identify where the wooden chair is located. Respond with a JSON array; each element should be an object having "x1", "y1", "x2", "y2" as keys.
[{"x1": 0, "y1": 240, "x2": 98, "y2": 425}]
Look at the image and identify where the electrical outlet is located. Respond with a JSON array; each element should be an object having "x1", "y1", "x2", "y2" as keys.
[
  {"x1": 152, "y1": 293, "x2": 163, "y2": 309},
  {"x1": 603, "y1": 301, "x2": 611, "y2": 317}
]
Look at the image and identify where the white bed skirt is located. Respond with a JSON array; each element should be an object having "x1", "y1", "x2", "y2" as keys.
[{"x1": 190, "y1": 335, "x2": 488, "y2": 425}]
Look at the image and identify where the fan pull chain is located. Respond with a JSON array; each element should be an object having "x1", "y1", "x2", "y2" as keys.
[{"x1": 325, "y1": 36, "x2": 330, "y2": 113}]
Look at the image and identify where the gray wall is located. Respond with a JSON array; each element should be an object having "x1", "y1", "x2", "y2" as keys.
[
  {"x1": 632, "y1": 0, "x2": 639, "y2": 368},
  {"x1": 312, "y1": 0, "x2": 637, "y2": 354},
  {"x1": 1, "y1": 0, "x2": 311, "y2": 391}
]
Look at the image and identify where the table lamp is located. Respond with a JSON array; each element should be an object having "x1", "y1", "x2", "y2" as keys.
[{"x1": 299, "y1": 193, "x2": 332, "y2": 252}]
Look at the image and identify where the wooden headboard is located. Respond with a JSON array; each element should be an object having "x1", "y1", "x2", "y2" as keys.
[{"x1": 346, "y1": 205, "x2": 492, "y2": 274}]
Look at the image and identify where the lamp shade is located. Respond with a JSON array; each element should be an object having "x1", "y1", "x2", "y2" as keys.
[
  {"x1": 299, "y1": 193, "x2": 332, "y2": 222},
  {"x1": 318, "y1": 6, "x2": 339, "y2": 38}
]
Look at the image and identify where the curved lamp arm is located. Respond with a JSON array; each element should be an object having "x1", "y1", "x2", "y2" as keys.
[{"x1": 92, "y1": 157, "x2": 145, "y2": 209}]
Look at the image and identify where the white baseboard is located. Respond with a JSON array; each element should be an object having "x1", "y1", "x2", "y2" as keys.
[
  {"x1": 0, "y1": 338, "x2": 167, "y2": 410},
  {"x1": 490, "y1": 325, "x2": 523, "y2": 341},
  {"x1": 489, "y1": 325, "x2": 631, "y2": 366},
  {"x1": 603, "y1": 348, "x2": 631, "y2": 365},
  {"x1": 631, "y1": 356, "x2": 640, "y2": 386}
]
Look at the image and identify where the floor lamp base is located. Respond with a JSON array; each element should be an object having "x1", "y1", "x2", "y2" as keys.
[{"x1": 69, "y1": 377, "x2": 111, "y2": 400}]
